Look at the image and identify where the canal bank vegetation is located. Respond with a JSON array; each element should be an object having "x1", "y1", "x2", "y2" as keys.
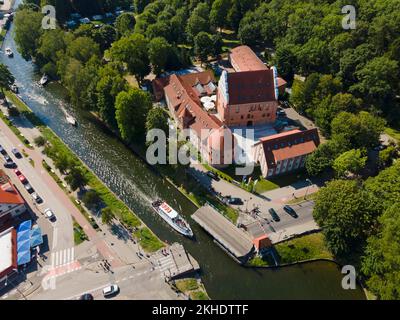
[
  {"x1": 248, "y1": 233, "x2": 333, "y2": 267},
  {"x1": 173, "y1": 278, "x2": 209, "y2": 300}
]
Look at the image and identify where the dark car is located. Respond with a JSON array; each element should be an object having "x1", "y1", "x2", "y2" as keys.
[
  {"x1": 206, "y1": 171, "x2": 220, "y2": 181},
  {"x1": 276, "y1": 108, "x2": 286, "y2": 117},
  {"x1": 11, "y1": 148, "x2": 22, "y2": 159},
  {"x1": 24, "y1": 183, "x2": 34, "y2": 194},
  {"x1": 0, "y1": 145, "x2": 5, "y2": 154},
  {"x1": 4, "y1": 154, "x2": 12, "y2": 163},
  {"x1": 227, "y1": 197, "x2": 243, "y2": 205},
  {"x1": 79, "y1": 293, "x2": 94, "y2": 300},
  {"x1": 268, "y1": 208, "x2": 280, "y2": 222},
  {"x1": 4, "y1": 162, "x2": 17, "y2": 169},
  {"x1": 283, "y1": 205, "x2": 298, "y2": 218}
]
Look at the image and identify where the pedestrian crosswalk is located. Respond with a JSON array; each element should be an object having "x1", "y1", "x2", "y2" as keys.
[
  {"x1": 156, "y1": 255, "x2": 176, "y2": 274},
  {"x1": 51, "y1": 248, "x2": 75, "y2": 268}
]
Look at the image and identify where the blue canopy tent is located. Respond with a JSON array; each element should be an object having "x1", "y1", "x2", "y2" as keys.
[
  {"x1": 16, "y1": 220, "x2": 32, "y2": 266},
  {"x1": 30, "y1": 227, "x2": 43, "y2": 248}
]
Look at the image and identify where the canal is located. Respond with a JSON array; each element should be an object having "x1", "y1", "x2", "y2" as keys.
[{"x1": 0, "y1": 5, "x2": 365, "y2": 299}]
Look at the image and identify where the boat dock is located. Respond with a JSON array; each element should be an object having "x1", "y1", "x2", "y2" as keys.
[{"x1": 192, "y1": 205, "x2": 254, "y2": 263}]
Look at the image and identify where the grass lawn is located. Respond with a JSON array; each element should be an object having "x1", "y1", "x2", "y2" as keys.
[
  {"x1": 73, "y1": 220, "x2": 88, "y2": 245},
  {"x1": 275, "y1": 232, "x2": 333, "y2": 264},
  {"x1": 190, "y1": 291, "x2": 209, "y2": 300},
  {"x1": 134, "y1": 227, "x2": 164, "y2": 252},
  {"x1": 124, "y1": 75, "x2": 139, "y2": 88},
  {"x1": 253, "y1": 178, "x2": 279, "y2": 194},
  {"x1": 175, "y1": 279, "x2": 199, "y2": 292},
  {"x1": 248, "y1": 233, "x2": 333, "y2": 267},
  {"x1": 385, "y1": 127, "x2": 400, "y2": 142}
]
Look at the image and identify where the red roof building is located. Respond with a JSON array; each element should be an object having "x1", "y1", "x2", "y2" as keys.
[
  {"x1": 253, "y1": 128, "x2": 320, "y2": 177},
  {"x1": 0, "y1": 170, "x2": 26, "y2": 227}
]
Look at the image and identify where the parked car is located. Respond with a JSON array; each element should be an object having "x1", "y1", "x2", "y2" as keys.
[
  {"x1": 0, "y1": 145, "x2": 5, "y2": 154},
  {"x1": 227, "y1": 197, "x2": 243, "y2": 205},
  {"x1": 19, "y1": 174, "x2": 27, "y2": 184},
  {"x1": 268, "y1": 208, "x2": 280, "y2": 222},
  {"x1": 102, "y1": 284, "x2": 119, "y2": 297},
  {"x1": 14, "y1": 169, "x2": 22, "y2": 176},
  {"x1": 11, "y1": 148, "x2": 22, "y2": 158},
  {"x1": 276, "y1": 108, "x2": 286, "y2": 117},
  {"x1": 31, "y1": 192, "x2": 43, "y2": 204},
  {"x1": 4, "y1": 154, "x2": 12, "y2": 163},
  {"x1": 283, "y1": 205, "x2": 298, "y2": 218},
  {"x1": 79, "y1": 293, "x2": 94, "y2": 300},
  {"x1": 24, "y1": 183, "x2": 34, "y2": 193},
  {"x1": 206, "y1": 171, "x2": 220, "y2": 181},
  {"x1": 44, "y1": 208, "x2": 55, "y2": 220},
  {"x1": 4, "y1": 162, "x2": 17, "y2": 169}
]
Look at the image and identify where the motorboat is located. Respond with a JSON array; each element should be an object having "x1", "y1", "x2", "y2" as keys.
[
  {"x1": 151, "y1": 200, "x2": 193, "y2": 238},
  {"x1": 39, "y1": 74, "x2": 48, "y2": 86},
  {"x1": 66, "y1": 113, "x2": 77, "y2": 126},
  {"x1": 5, "y1": 48, "x2": 13, "y2": 57},
  {"x1": 10, "y1": 84, "x2": 18, "y2": 93}
]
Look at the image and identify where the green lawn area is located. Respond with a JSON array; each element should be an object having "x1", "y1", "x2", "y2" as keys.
[
  {"x1": 134, "y1": 227, "x2": 164, "y2": 252},
  {"x1": 190, "y1": 291, "x2": 209, "y2": 300},
  {"x1": 73, "y1": 221, "x2": 88, "y2": 245},
  {"x1": 248, "y1": 233, "x2": 333, "y2": 267},
  {"x1": 253, "y1": 178, "x2": 279, "y2": 194},
  {"x1": 0, "y1": 29, "x2": 6, "y2": 46},
  {"x1": 385, "y1": 127, "x2": 400, "y2": 142},
  {"x1": 175, "y1": 279, "x2": 199, "y2": 292},
  {"x1": 285, "y1": 192, "x2": 318, "y2": 204}
]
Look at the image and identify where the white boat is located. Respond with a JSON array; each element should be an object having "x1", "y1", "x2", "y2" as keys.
[
  {"x1": 66, "y1": 114, "x2": 77, "y2": 126},
  {"x1": 152, "y1": 200, "x2": 194, "y2": 238},
  {"x1": 39, "y1": 74, "x2": 48, "y2": 86},
  {"x1": 10, "y1": 84, "x2": 18, "y2": 93},
  {"x1": 5, "y1": 48, "x2": 13, "y2": 57}
]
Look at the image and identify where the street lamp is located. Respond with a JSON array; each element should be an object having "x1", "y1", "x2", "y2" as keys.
[{"x1": 304, "y1": 178, "x2": 312, "y2": 200}]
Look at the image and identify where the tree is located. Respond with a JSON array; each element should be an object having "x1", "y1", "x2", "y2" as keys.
[
  {"x1": 96, "y1": 73, "x2": 127, "y2": 128},
  {"x1": 378, "y1": 145, "x2": 398, "y2": 169},
  {"x1": 65, "y1": 166, "x2": 88, "y2": 191},
  {"x1": 361, "y1": 202, "x2": 400, "y2": 300},
  {"x1": 66, "y1": 37, "x2": 101, "y2": 63},
  {"x1": 313, "y1": 179, "x2": 379, "y2": 256},
  {"x1": 110, "y1": 33, "x2": 150, "y2": 84},
  {"x1": 305, "y1": 136, "x2": 349, "y2": 176},
  {"x1": 92, "y1": 25, "x2": 116, "y2": 51},
  {"x1": 133, "y1": 0, "x2": 150, "y2": 14},
  {"x1": 82, "y1": 190, "x2": 101, "y2": 210},
  {"x1": 186, "y1": 3, "x2": 210, "y2": 42},
  {"x1": 54, "y1": 152, "x2": 72, "y2": 174},
  {"x1": 101, "y1": 207, "x2": 114, "y2": 225},
  {"x1": 333, "y1": 149, "x2": 367, "y2": 178},
  {"x1": 115, "y1": 13, "x2": 136, "y2": 38},
  {"x1": 34, "y1": 136, "x2": 47, "y2": 147},
  {"x1": 146, "y1": 107, "x2": 169, "y2": 135},
  {"x1": 210, "y1": 0, "x2": 231, "y2": 30},
  {"x1": 273, "y1": 43, "x2": 298, "y2": 82},
  {"x1": 194, "y1": 32, "x2": 213, "y2": 65},
  {"x1": 115, "y1": 88, "x2": 152, "y2": 143},
  {"x1": 331, "y1": 111, "x2": 386, "y2": 150},
  {"x1": 350, "y1": 56, "x2": 399, "y2": 108},
  {"x1": 148, "y1": 37, "x2": 172, "y2": 75},
  {"x1": 0, "y1": 64, "x2": 14, "y2": 98},
  {"x1": 289, "y1": 74, "x2": 320, "y2": 115},
  {"x1": 14, "y1": 9, "x2": 43, "y2": 59}
]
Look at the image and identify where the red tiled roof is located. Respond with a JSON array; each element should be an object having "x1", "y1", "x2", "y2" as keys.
[
  {"x1": 0, "y1": 171, "x2": 24, "y2": 205},
  {"x1": 226, "y1": 69, "x2": 276, "y2": 105},
  {"x1": 230, "y1": 45, "x2": 268, "y2": 72},
  {"x1": 252, "y1": 235, "x2": 271, "y2": 250},
  {"x1": 259, "y1": 128, "x2": 320, "y2": 167},
  {"x1": 272, "y1": 140, "x2": 317, "y2": 161}
]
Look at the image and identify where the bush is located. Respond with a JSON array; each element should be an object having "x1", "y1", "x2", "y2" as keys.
[
  {"x1": 82, "y1": 189, "x2": 101, "y2": 210},
  {"x1": 34, "y1": 135, "x2": 47, "y2": 147}
]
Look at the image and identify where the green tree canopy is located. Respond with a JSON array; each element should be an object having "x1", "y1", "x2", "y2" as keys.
[
  {"x1": 115, "y1": 88, "x2": 152, "y2": 143},
  {"x1": 115, "y1": 12, "x2": 136, "y2": 38},
  {"x1": 333, "y1": 149, "x2": 367, "y2": 178},
  {"x1": 148, "y1": 37, "x2": 172, "y2": 76}
]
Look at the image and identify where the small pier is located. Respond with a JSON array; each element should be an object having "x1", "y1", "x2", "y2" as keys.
[{"x1": 192, "y1": 205, "x2": 254, "y2": 263}]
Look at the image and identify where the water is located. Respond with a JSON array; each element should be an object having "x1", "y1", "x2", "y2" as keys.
[{"x1": 0, "y1": 8, "x2": 365, "y2": 299}]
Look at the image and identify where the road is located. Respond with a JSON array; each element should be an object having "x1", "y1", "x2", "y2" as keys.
[{"x1": 31, "y1": 261, "x2": 181, "y2": 300}]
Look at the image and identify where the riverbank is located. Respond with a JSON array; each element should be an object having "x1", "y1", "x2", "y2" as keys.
[{"x1": 5, "y1": 91, "x2": 164, "y2": 252}]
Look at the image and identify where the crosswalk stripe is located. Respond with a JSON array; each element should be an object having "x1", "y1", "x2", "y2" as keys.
[
  {"x1": 51, "y1": 253, "x2": 55, "y2": 268},
  {"x1": 63, "y1": 249, "x2": 67, "y2": 265}
]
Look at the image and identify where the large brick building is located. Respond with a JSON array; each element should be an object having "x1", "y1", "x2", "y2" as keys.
[{"x1": 155, "y1": 46, "x2": 319, "y2": 176}]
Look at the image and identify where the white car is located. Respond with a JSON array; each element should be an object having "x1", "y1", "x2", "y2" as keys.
[
  {"x1": 44, "y1": 208, "x2": 55, "y2": 220},
  {"x1": 102, "y1": 284, "x2": 119, "y2": 297}
]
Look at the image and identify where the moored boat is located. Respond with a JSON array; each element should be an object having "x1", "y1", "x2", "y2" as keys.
[
  {"x1": 39, "y1": 74, "x2": 48, "y2": 86},
  {"x1": 66, "y1": 114, "x2": 77, "y2": 126},
  {"x1": 152, "y1": 200, "x2": 194, "y2": 238},
  {"x1": 5, "y1": 48, "x2": 13, "y2": 57}
]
